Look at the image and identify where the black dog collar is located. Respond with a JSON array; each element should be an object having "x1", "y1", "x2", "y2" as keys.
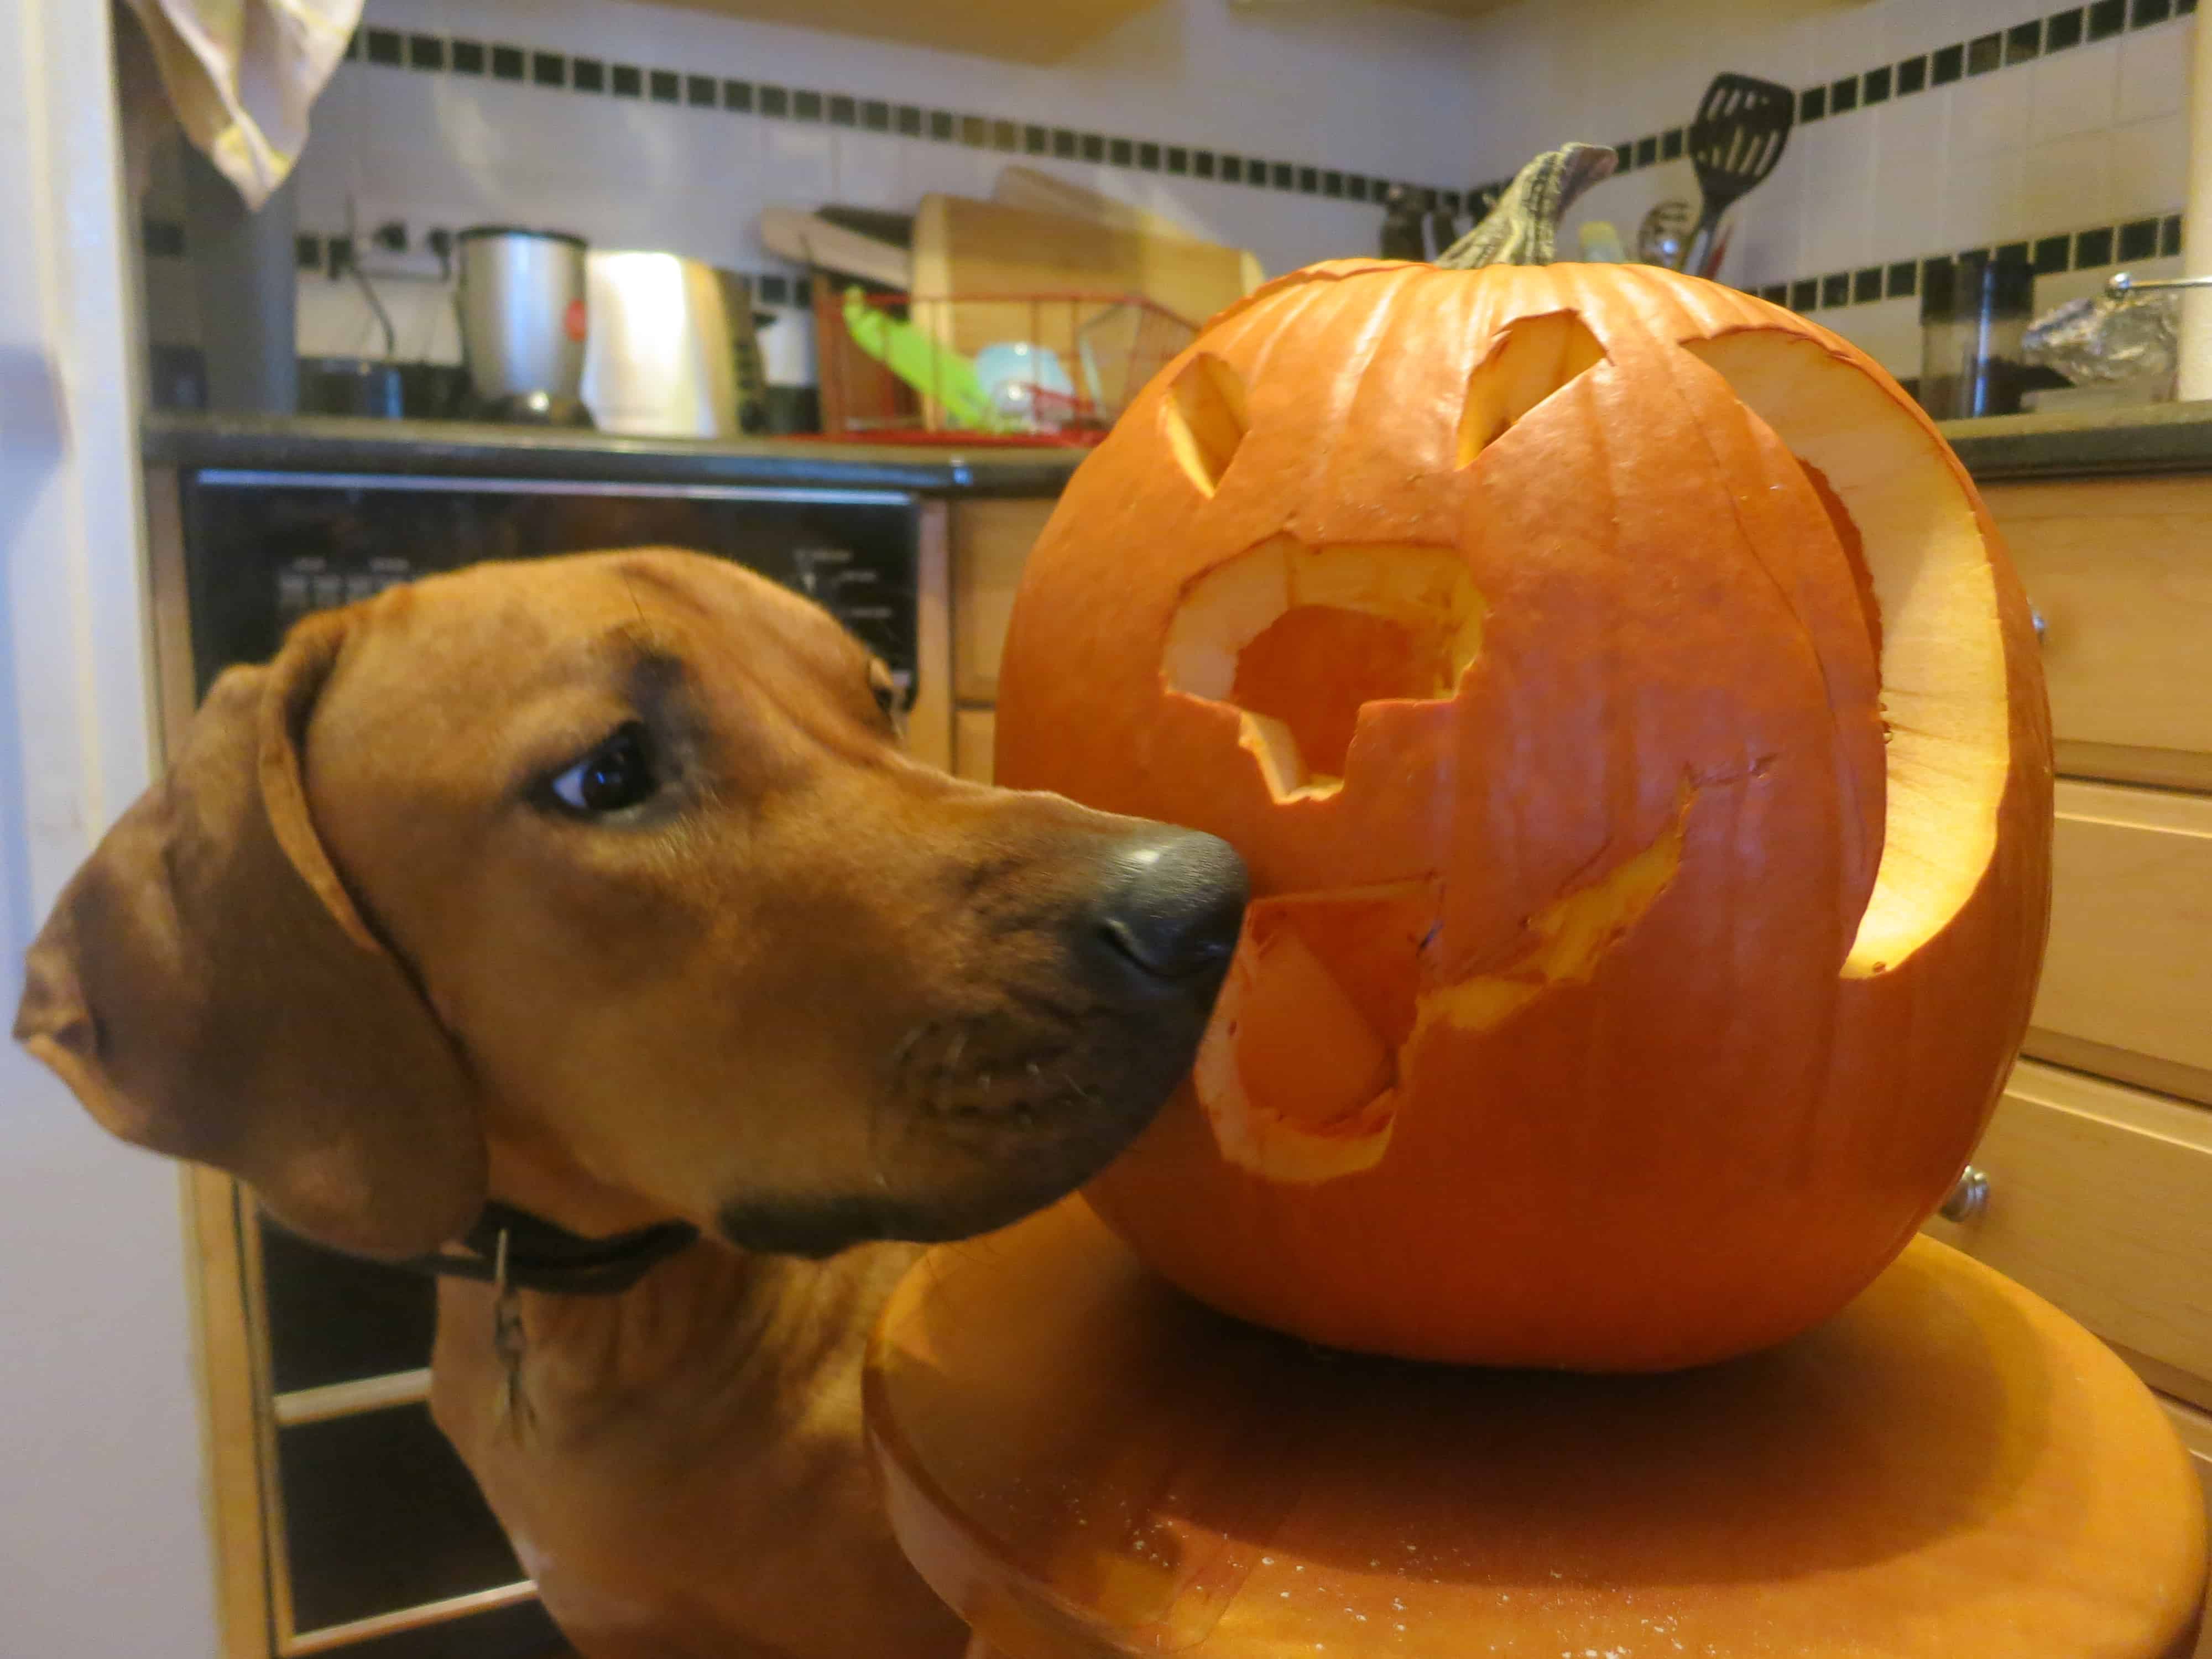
[{"x1": 400, "y1": 1201, "x2": 700, "y2": 1296}]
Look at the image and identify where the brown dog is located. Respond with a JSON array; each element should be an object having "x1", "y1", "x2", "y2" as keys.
[{"x1": 13, "y1": 547, "x2": 1245, "y2": 1659}]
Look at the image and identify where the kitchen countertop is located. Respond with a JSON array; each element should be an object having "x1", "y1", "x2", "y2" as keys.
[
  {"x1": 142, "y1": 411, "x2": 1088, "y2": 497},
  {"x1": 144, "y1": 400, "x2": 2212, "y2": 493},
  {"x1": 1935, "y1": 398, "x2": 2212, "y2": 481}
]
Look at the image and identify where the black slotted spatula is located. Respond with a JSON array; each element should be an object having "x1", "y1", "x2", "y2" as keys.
[{"x1": 1677, "y1": 72, "x2": 1795, "y2": 277}]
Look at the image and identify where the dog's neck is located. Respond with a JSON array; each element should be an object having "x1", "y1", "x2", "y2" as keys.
[
  {"x1": 499, "y1": 1235, "x2": 922, "y2": 1421},
  {"x1": 461, "y1": 1129, "x2": 922, "y2": 1417},
  {"x1": 484, "y1": 1131, "x2": 681, "y2": 1240}
]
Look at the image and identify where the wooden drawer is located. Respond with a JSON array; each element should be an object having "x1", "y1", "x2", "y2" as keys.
[
  {"x1": 954, "y1": 708, "x2": 996, "y2": 785},
  {"x1": 2026, "y1": 779, "x2": 2212, "y2": 1106},
  {"x1": 1980, "y1": 477, "x2": 2212, "y2": 790},
  {"x1": 2164, "y1": 1395, "x2": 2212, "y2": 1659},
  {"x1": 951, "y1": 498, "x2": 1056, "y2": 705},
  {"x1": 1924, "y1": 1058, "x2": 2212, "y2": 1395}
]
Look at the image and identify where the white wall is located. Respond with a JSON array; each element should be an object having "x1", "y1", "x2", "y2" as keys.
[
  {"x1": 1459, "y1": 0, "x2": 2194, "y2": 379},
  {"x1": 0, "y1": 2, "x2": 217, "y2": 1655},
  {"x1": 239, "y1": 0, "x2": 1485, "y2": 371}
]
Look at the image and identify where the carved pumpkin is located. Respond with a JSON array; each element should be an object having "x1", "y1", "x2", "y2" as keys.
[{"x1": 993, "y1": 151, "x2": 2052, "y2": 1370}]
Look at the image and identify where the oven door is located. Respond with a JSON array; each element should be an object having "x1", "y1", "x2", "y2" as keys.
[{"x1": 177, "y1": 469, "x2": 922, "y2": 705}]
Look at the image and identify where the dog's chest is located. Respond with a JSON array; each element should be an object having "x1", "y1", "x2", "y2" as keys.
[{"x1": 426, "y1": 1253, "x2": 962, "y2": 1657}]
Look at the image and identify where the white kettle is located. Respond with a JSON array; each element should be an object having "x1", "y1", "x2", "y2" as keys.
[{"x1": 580, "y1": 250, "x2": 768, "y2": 440}]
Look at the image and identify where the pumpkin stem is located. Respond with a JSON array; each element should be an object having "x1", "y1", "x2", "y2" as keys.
[{"x1": 1436, "y1": 143, "x2": 1618, "y2": 269}]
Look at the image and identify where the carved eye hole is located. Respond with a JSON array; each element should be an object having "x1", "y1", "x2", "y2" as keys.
[
  {"x1": 1162, "y1": 352, "x2": 1249, "y2": 497},
  {"x1": 1457, "y1": 310, "x2": 1606, "y2": 466}
]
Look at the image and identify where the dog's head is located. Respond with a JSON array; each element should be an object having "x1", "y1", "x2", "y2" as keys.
[{"x1": 13, "y1": 549, "x2": 1245, "y2": 1260}]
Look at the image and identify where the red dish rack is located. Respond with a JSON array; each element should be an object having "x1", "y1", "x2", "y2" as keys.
[{"x1": 808, "y1": 288, "x2": 1199, "y2": 447}]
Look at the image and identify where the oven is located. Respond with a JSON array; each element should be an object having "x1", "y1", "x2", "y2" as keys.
[
  {"x1": 153, "y1": 452, "x2": 924, "y2": 1659},
  {"x1": 178, "y1": 469, "x2": 922, "y2": 703}
]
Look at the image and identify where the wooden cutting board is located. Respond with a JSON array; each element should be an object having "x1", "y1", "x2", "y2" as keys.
[{"x1": 910, "y1": 193, "x2": 1262, "y2": 362}]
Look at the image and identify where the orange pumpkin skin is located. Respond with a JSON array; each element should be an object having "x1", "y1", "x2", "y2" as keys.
[{"x1": 993, "y1": 260, "x2": 2053, "y2": 1371}]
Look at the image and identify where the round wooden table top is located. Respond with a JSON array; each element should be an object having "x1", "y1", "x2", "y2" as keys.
[{"x1": 865, "y1": 1200, "x2": 2206, "y2": 1659}]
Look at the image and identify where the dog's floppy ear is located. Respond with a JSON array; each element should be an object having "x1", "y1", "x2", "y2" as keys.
[{"x1": 12, "y1": 611, "x2": 487, "y2": 1259}]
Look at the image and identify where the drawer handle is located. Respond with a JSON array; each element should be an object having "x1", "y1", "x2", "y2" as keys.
[
  {"x1": 1938, "y1": 1164, "x2": 1990, "y2": 1223},
  {"x1": 2028, "y1": 602, "x2": 2046, "y2": 645}
]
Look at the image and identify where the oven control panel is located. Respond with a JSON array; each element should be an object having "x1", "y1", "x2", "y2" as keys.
[{"x1": 181, "y1": 471, "x2": 922, "y2": 704}]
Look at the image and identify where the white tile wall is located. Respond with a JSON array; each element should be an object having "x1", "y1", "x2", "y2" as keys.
[
  {"x1": 1459, "y1": 0, "x2": 2198, "y2": 378},
  {"x1": 2118, "y1": 25, "x2": 2193, "y2": 119},
  {"x1": 260, "y1": 0, "x2": 1484, "y2": 373},
  {"x1": 149, "y1": 0, "x2": 2200, "y2": 394},
  {"x1": 2030, "y1": 39, "x2": 2122, "y2": 139},
  {"x1": 1952, "y1": 65, "x2": 2034, "y2": 155},
  {"x1": 2025, "y1": 128, "x2": 2115, "y2": 226},
  {"x1": 1872, "y1": 90, "x2": 1952, "y2": 259},
  {"x1": 2111, "y1": 109, "x2": 2193, "y2": 216}
]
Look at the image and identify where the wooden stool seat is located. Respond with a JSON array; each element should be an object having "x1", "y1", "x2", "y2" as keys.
[{"x1": 865, "y1": 1201, "x2": 2206, "y2": 1658}]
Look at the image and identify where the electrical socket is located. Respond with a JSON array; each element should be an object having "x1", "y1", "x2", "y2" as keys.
[{"x1": 343, "y1": 197, "x2": 474, "y2": 282}]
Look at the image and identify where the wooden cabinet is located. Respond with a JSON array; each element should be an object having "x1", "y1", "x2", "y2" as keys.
[
  {"x1": 2030, "y1": 780, "x2": 2212, "y2": 1106},
  {"x1": 1954, "y1": 476, "x2": 2212, "y2": 1652},
  {"x1": 1923, "y1": 1059, "x2": 2212, "y2": 1391},
  {"x1": 945, "y1": 497, "x2": 1056, "y2": 782},
  {"x1": 1992, "y1": 476, "x2": 2212, "y2": 791}
]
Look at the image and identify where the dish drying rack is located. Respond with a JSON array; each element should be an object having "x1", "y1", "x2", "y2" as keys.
[{"x1": 810, "y1": 289, "x2": 1199, "y2": 447}]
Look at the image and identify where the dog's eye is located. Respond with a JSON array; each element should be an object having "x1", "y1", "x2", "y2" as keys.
[
  {"x1": 868, "y1": 661, "x2": 906, "y2": 734},
  {"x1": 549, "y1": 723, "x2": 658, "y2": 814}
]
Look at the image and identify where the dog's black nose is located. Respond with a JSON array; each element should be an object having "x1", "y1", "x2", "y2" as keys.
[{"x1": 1088, "y1": 830, "x2": 1248, "y2": 985}]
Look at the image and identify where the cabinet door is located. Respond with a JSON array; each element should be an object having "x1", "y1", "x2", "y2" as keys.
[
  {"x1": 955, "y1": 708, "x2": 997, "y2": 785},
  {"x1": 2027, "y1": 780, "x2": 2212, "y2": 1107},
  {"x1": 952, "y1": 498, "x2": 1056, "y2": 705},
  {"x1": 1925, "y1": 1058, "x2": 2212, "y2": 1395},
  {"x1": 1981, "y1": 477, "x2": 2212, "y2": 790}
]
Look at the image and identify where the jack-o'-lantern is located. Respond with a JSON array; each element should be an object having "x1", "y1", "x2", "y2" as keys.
[{"x1": 993, "y1": 148, "x2": 2053, "y2": 1370}]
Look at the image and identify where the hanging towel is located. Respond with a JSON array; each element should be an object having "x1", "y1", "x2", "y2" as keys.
[{"x1": 121, "y1": 0, "x2": 362, "y2": 210}]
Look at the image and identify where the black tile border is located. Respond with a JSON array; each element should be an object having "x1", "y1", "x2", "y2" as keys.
[
  {"x1": 337, "y1": 22, "x2": 1462, "y2": 216},
  {"x1": 1747, "y1": 208, "x2": 2187, "y2": 316},
  {"x1": 339, "y1": 6, "x2": 2199, "y2": 259}
]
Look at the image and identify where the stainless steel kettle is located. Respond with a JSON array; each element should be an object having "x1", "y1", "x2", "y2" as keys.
[{"x1": 455, "y1": 226, "x2": 591, "y2": 424}]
